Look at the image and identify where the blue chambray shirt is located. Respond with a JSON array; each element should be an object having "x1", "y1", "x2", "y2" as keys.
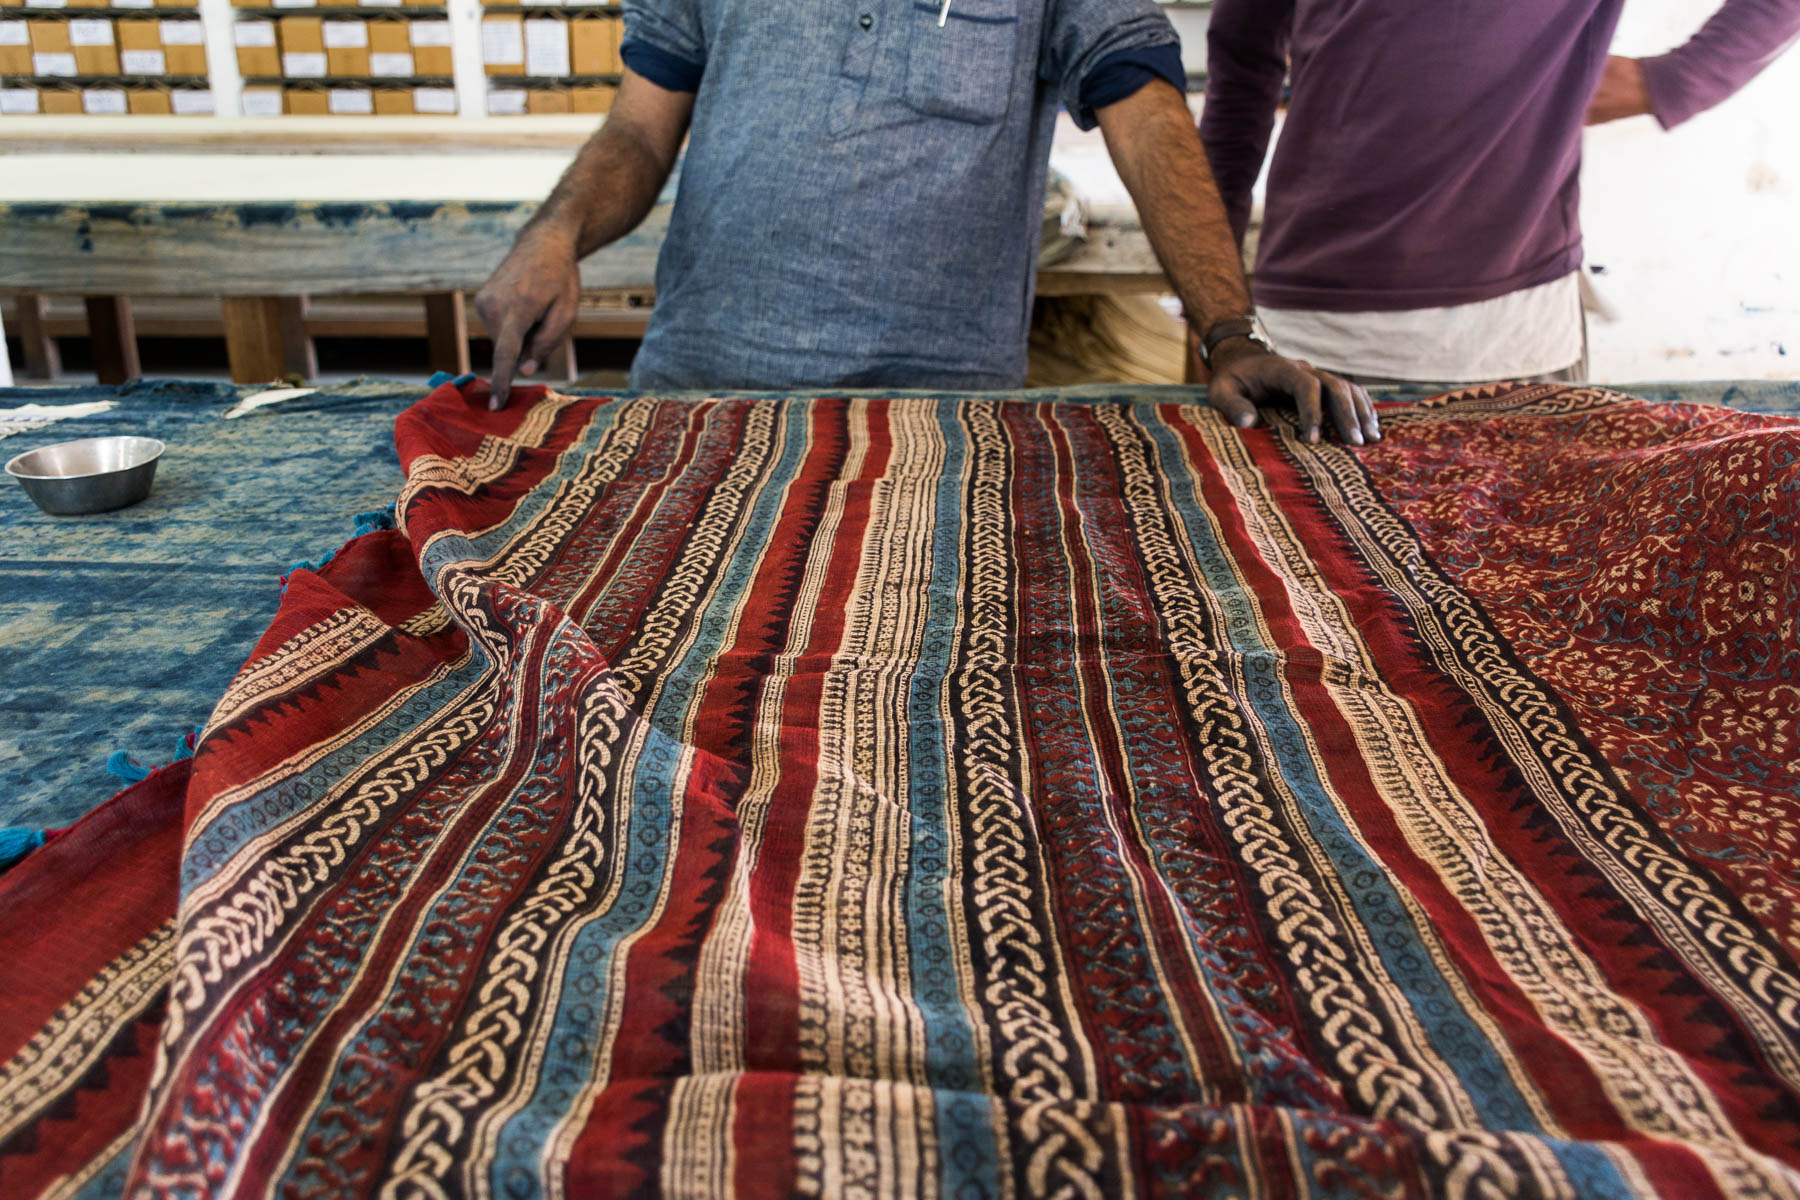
[{"x1": 621, "y1": 0, "x2": 1181, "y2": 389}]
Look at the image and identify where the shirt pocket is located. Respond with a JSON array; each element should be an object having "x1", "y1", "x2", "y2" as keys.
[{"x1": 902, "y1": 0, "x2": 1019, "y2": 124}]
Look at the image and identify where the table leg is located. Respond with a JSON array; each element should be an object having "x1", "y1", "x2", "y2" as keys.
[
  {"x1": 220, "y1": 297, "x2": 287, "y2": 384},
  {"x1": 423, "y1": 292, "x2": 470, "y2": 376},
  {"x1": 14, "y1": 294, "x2": 62, "y2": 380},
  {"x1": 550, "y1": 337, "x2": 578, "y2": 382},
  {"x1": 84, "y1": 296, "x2": 141, "y2": 385},
  {"x1": 278, "y1": 297, "x2": 318, "y2": 381}
]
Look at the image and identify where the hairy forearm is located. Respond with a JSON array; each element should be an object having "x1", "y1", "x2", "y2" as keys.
[
  {"x1": 524, "y1": 119, "x2": 677, "y2": 259},
  {"x1": 1098, "y1": 81, "x2": 1253, "y2": 335}
]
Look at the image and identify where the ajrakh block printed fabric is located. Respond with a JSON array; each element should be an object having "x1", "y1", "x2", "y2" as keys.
[{"x1": 2, "y1": 380, "x2": 1798, "y2": 1198}]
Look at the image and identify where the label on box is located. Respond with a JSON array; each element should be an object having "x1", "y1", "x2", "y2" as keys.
[
  {"x1": 161, "y1": 18, "x2": 202, "y2": 42},
  {"x1": 0, "y1": 22, "x2": 26, "y2": 44},
  {"x1": 321, "y1": 19, "x2": 364, "y2": 47},
  {"x1": 241, "y1": 86, "x2": 281, "y2": 114},
  {"x1": 408, "y1": 18, "x2": 448, "y2": 45},
  {"x1": 486, "y1": 87, "x2": 525, "y2": 114},
  {"x1": 480, "y1": 19, "x2": 521, "y2": 64},
  {"x1": 122, "y1": 47, "x2": 164, "y2": 71},
  {"x1": 362, "y1": 0, "x2": 403, "y2": 7},
  {"x1": 524, "y1": 18, "x2": 567, "y2": 75},
  {"x1": 114, "y1": 0, "x2": 156, "y2": 8},
  {"x1": 412, "y1": 84, "x2": 453, "y2": 112},
  {"x1": 24, "y1": 0, "x2": 68, "y2": 10},
  {"x1": 32, "y1": 50, "x2": 76, "y2": 73},
  {"x1": 171, "y1": 86, "x2": 212, "y2": 112},
  {"x1": 233, "y1": 21, "x2": 274, "y2": 45},
  {"x1": 0, "y1": 87, "x2": 37, "y2": 113},
  {"x1": 368, "y1": 50, "x2": 410, "y2": 75},
  {"x1": 282, "y1": 49, "x2": 325, "y2": 75},
  {"x1": 82, "y1": 86, "x2": 127, "y2": 113},
  {"x1": 328, "y1": 85, "x2": 371, "y2": 112},
  {"x1": 68, "y1": 17, "x2": 113, "y2": 44},
  {"x1": 271, "y1": 0, "x2": 316, "y2": 8}
]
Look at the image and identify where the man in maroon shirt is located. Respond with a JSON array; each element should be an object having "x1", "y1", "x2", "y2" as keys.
[{"x1": 1200, "y1": 0, "x2": 1800, "y2": 385}]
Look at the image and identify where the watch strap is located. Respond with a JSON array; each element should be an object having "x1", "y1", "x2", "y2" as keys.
[{"x1": 1199, "y1": 316, "x2": 1260, "y2": 367}]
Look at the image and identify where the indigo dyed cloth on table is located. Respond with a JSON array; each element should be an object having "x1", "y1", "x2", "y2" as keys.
[
  {"x1": 2, "y1": 378, "x2": 1799, "y2": 1197},
  {"x1": 0, "y1": 380, "x2": 414, "y2": 829}
]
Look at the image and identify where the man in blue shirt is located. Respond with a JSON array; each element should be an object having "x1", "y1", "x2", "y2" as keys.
[{"x1": 476, "y1": 0, "x2": 1380, "y2": 445}]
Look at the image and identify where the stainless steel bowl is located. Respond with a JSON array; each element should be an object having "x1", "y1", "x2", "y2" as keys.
[{"x1": 6, "y1": 435, "x2": 166, "y2": 516}]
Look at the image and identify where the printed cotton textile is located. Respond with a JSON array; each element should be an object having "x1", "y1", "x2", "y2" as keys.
[{"x1": 2, "y1": 380, "x2": 1799, "y2": 1198}]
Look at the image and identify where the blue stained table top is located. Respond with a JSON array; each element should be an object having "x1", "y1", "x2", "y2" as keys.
[
  {"x1": 2, "y1": 375, "x2": 1795, "y2": 830},
  {"x1": 1, "y1": 379, "x2": 418, "y2": 829}
]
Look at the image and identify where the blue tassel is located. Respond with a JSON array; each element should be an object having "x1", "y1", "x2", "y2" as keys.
[
  {"x1": 282, "y1": 547, "x2": 338, "y2": 594},
  {"x1": 107, "y1": 750, "x2": 151, "y2": 784},
  {"x1": 0, "y1": 827, "x2": 46, "y2": 873},
  {"x1": 427, "y1": 371, "x2": 478, "y2": 389},
  {"x1": 174, "y1": 725, "x2": 203, "y2": 761},
  {"x1": 352, "y1": 504, "x2": 397, "y2": 536}
]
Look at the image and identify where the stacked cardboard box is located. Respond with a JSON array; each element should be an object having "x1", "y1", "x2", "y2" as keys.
[
  {"x1": 482, "y1": 10, "x2": 621, "y2": 77},
  {"x1": 0, "y1": 77, "x2": 210, "y2": 111},
  {"x1": 241, "y1": 79, "x2": 455, "y2": 114},
  {"x1": 235, "y1": 14, "x2": 454, "y2": 81},
  {"x1": 230, "y1": 0, "x2": 442, "y2": 9},
  {"x1": 487, "y1": 80, "x2": 613, "y2": 115}
]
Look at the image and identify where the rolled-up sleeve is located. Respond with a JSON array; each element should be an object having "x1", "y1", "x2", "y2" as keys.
[
  {"x1": 1039, "y1": 0, "x2": 1181, "y2": 130},
  {"x1": 621, "y1": 0, "x2": 708, "y2": 92},
  {"x1": 1639, "y1": 0, "x2": 1800, "y2": 129}
]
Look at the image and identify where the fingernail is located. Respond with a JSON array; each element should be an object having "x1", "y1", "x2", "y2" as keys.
[
  {"x1": 489, "y1": 396, "x2": 502, "y2": 412},
  {"x1": 1236, "y1": 413, "x2": 1255, "y2": 428},
  {"x1": 521, "y1": 360, "x2": 538, "y2": 377},
  {"x1": 1350, "y1": 432, "x2": 1364, "y2": 446},
  {"x1": 1309, "y1": 429, "x2": 1320, "y2": 443}
]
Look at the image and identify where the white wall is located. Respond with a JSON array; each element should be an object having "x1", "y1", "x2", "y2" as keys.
[{"x1": 1583, "y1": 0, "x2": 1800, "y2": 382}]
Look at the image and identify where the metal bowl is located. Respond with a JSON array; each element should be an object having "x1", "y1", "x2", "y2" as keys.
[{"x1": 6, "y1": 435, "x2": 166, "y2": 516}]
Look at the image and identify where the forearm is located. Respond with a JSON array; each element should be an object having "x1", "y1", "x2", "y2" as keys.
[
  {"x1": 519, "y1": 70, "x2": 692, "y2": 257},
  {"x1": 1198, "y1": 0, "x2": 1290, "y2": 242},
  {"x1": 1639, "y1": 0, "x2": 1800, "y2": 128},
  {"x1": 1098, "y1": 80, "x2": 1253, "y2": 336},
  {"x1": 525, "y1": 122, "x2": 675, "y2": 258}
]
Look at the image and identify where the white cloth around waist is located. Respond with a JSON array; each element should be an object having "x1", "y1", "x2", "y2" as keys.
[{"x1": 1258, "y1": 271, "x2": 1584, "y2": 383}]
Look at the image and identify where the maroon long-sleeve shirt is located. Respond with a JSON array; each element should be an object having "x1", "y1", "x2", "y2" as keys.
[{"x1": 1201, "y1": 0, "x2": 1800, "y2": 312}]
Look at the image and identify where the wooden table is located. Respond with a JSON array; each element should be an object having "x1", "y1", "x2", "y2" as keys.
[{"x1": 0, "y1": 117, "x2": 1168, "y2": 385}]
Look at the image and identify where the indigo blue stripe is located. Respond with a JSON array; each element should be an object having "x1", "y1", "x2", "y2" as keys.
[
  {"x1": 905, "y1": 398, "x2": 1001, "y2": 1196},
  {"x1": 1136, "y1": 403, "x2": 1593, "y2": 1143},
  {"x1": 488, "y1": 399, "x2": 811, "y2": 1196}
]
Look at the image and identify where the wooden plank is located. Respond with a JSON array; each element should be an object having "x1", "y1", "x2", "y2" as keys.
[
  {"x1": 1034, "y1": 227, "x2": 1168, "y2": 295},
  {"x1": 219, "y1": 297, "x2": 286, "y2": 383},
  {"x1": 0, "y1": 200, "x2": 667, "y2": 297},
  {"x1": 0, "y1": 116, "x2": 600, "y2": 158},
  {"x1": 548, "y1": 337, "x2": 578, "y2": 382},
  {"x1": 0, "y1": 200, "x2": 1157, "y2": 300},
  {"x1": 12, "y1": 293, "x2": 62, "y2": 380},
  {"x1": 83, "y1": 296, "x2": 140, "y2": 385},
  {"x1": 277, "y1": 297, "x2": 318, "y2": 381},
  {"x1": 14, "y1": 294, "x2": 656, "y2": 341},
  {"x1": 423, "y1": 292, "x2": 470, "y2": 376}
]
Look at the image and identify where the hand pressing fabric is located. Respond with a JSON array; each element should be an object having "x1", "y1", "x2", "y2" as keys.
[
  {"x1": 1206, "y1": 336, "x2": 1379, "y2": 446},
  {"x1": 475, "y1": 227, "x2": 582, "y2": 411}
]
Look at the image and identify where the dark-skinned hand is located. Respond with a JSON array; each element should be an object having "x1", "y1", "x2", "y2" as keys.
[
  {"x1": 1205, "y1": 336, "x2": 1381, "y2": 446},
  {"x1": 473, "y1": 225, "x2": 582, "y2": 411}
]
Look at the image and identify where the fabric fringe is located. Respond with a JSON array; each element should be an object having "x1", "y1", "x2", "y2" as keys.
[{"x1": 0, "y1": 827, "x2": 46, "y2": 874}]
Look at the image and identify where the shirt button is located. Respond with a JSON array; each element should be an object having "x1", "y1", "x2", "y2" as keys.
[{"x1": 858, "y1": 12, "x2": 873, "y2": 27}]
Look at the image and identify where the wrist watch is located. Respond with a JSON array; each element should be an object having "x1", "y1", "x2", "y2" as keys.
[{"x1": 1199, "y1": 315, "x2": 1275, "y2": 369}]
